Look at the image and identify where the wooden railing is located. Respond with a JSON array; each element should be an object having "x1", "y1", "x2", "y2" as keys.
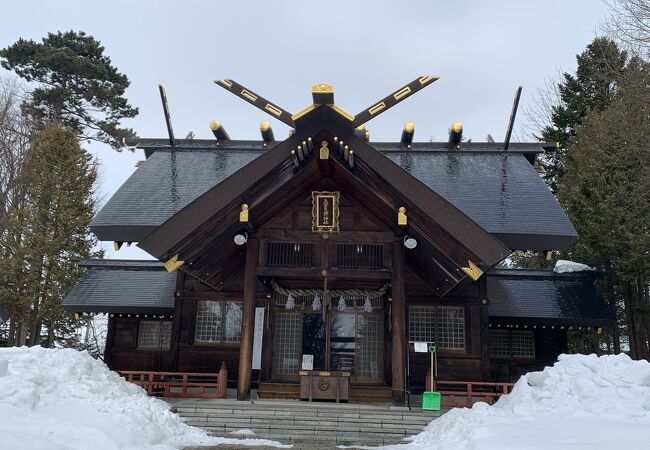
[
  {"x1": 119, "y1": 362, "x2": 227, "y2": 399},
  {"x1": 427, "y1": 378, "x2": 514, "y2": 408}
]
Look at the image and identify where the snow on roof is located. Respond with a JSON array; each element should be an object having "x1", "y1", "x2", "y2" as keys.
[
  {"x1": 0, "y1": 346, "x2": 286, "y2": 449},
  {"x1": 390, "y1": 353, "x2": 650, "y2": 450},
  {"x1": 554, "y1": 259, "x2": 595, "y2": 273}
]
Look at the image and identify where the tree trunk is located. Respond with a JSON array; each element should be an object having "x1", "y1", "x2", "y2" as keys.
[
  {"x1": 623, "y1": 281, "x2": 639, "y2": 359},
  {"x1": 16, "y1": 321, "x2": 26, "y2": 346},
  {"x1": 605, "y1": 265, "x2": 621, "y2": 353},
  {"x1": 7, "y1": 318, "x2": 16, "y2": 346},
  {"x1": 28, "y1": 307, "x2": 42, "y2": 347}
]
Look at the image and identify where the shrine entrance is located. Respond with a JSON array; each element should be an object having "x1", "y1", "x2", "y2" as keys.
[{"x1": 272, "y1": 294, "x2": 385, "y2": 385}]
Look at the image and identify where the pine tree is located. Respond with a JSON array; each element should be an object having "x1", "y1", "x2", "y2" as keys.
[
  {"x1": 0, "y1": 31, "x2": 138, "y2": 149},
  {"x1": 0, "y1": 125, "x2": 101, "y2": 346}
]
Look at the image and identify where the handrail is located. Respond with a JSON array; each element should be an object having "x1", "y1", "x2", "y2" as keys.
[
  {"x1": 119, "y1": 362, "x2": 228, "y2": 399},
  {"x1": 429, "y1": 378, "x2": 514, "y2": 408}
]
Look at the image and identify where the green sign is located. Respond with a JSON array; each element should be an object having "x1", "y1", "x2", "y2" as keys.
[{"x1": 428, "y1": 344, "x2": 436, "y2": 353}]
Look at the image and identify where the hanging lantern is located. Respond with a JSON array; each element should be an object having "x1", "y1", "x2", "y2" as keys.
[
  {"x1": 338, "y1": 296, "x2": 346, "y2": 311},
  {"x1": 363, "y1": 295, "x2": 373, "y2": 313},
  {"x1": 312, "y1": 294, "x2": 322, "y2": 311},
  {"x1": 285, "y1": 294, "x2": 295, "y2": 310}
]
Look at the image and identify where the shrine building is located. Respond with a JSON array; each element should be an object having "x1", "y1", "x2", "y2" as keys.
[{"x1": 63, "y1": 77, "x2": 614, "y2": 404}]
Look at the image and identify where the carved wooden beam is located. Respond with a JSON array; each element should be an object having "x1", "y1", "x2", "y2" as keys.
[
  {"x1": 352, "y1": 75, "x2": 439, "y2": 129},
  {"x1": 214, "y1": 79, "x2": 295, "y2": 128}
]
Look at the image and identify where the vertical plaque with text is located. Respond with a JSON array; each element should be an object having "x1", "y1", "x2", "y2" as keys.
[{"x1": 311, "y1": 191, "x2": 340, "y2": 233}]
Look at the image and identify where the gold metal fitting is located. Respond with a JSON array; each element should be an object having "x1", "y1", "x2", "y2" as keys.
[
  {"x1": 164, "y1": 254, "x2": 185, "y2": 273},
  {"x1": 239, "y1": 204, "x2": 249, "y2": 223},
  {"x1": 260, "y1": 120, "x2": 271, "y2": 131},
  {"x1": 209, "y1": 120, "x2": 221, "y2": 130},
  {"x1": 404, "y1": 122, "x2": 415, "y2": 133},
  {"x1": 397, "y1": 207, "x2": 408, "y2": 226},
  {"x1": 451, "y1": 121, "x2": 463, "y2": 133}
]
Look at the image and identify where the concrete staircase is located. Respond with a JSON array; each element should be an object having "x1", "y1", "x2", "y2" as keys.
[{"x1": 174, "y1": 398, "x2": 441, "y2": 449}]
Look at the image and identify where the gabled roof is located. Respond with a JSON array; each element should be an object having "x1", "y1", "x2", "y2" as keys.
[
  {"x1": 134, "y1": 105, "x2": 511, "y2": 295},
  {"x1": 62, "y1": 260, "x2": 176, "y2": 314},
  {"x1": 92, "y1": 140, "x2": 575, "y2": 250},
  {"x1": 487, "y1": 269, "x2": 614, "y2": 326}
]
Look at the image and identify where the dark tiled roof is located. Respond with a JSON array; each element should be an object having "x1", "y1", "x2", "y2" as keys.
[
  {"x1": 487, "y1": 269, "x2": 615, "y2": 326},
  {"x1": 0, "y1": 303, "x2": 8, "y2": 322},
  {"x1": 92, "y1": 149, "x2": 260, "y2": 241},
  {"x1": 91, "y1": 141, "x2": 576, "y2": 250},
  {"x1": 62, "y1": 259, "x2": 176, "y2": 314},
  {"x1": 62, "y1": 262, "x2": 614, "y2": 328}
]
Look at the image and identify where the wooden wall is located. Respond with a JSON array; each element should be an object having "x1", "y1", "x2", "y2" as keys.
[
  {"x1": 489, "y1": 329, "x2": 567, "y2": 382},
  {"x1": 105, "y1": 317, "x2": 175, "y2": 372}
]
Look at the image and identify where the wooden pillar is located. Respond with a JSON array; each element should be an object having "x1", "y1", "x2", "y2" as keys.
[
  {"x1": 479, "y1": 277, "x2": 491, "y2": 381},
  {"x1": 391, "y1": 239, "x2": 406, "y2": 405},
  {"x1": 237, "y1": 237, "x2": 259, "y2": 400}
]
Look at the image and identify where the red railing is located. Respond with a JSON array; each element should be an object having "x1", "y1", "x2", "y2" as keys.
[
  {"x1": 119, "y1": 362, "x2": 227, "y2": 399},
  {"x1": 427, "y1": 378, "x2": 514, "y2": 408}
]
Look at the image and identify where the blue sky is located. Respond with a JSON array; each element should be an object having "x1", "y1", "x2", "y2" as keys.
[{"x1": 0, "y1": 0, "x2": 610, "y2": 259}]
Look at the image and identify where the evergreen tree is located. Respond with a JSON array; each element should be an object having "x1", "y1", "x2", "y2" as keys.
[
  {"x1": 0, "y1": 125, "x2": 101, "y2": 346},
  {"x1": 558, "y1": 58, "x2": 650, "y2": 358},
  {"x1": 541, "y1": 38, "x2": 628, "y2": 193},
  {"x1": 0, "y1": 31, "x2": 138, "y2": 149}
]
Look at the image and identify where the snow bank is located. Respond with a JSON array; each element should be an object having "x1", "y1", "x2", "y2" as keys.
[
  {"x1": 391, "y1": 354, "x2": 650, "y2": 450},
  {"x1": 554, "y1": 259, "x2": 594, "y2": 273},
  {"x1": 0, "y1": 347, "x2": 287, "y2": 450}
]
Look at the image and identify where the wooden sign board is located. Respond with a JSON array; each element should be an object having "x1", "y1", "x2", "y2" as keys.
[{"x1": 311, "y1": 191, "x2": 340, "y2": 233}]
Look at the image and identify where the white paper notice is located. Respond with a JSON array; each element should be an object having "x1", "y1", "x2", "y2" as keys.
[
  {"x1": 414, "y1": 342, "x2": 428, "y2": 353},
  {"x1": 252, "y1": 307, "x2": 264, "y2": 370},
  {"x1": 302, "y1": 354, "x2": 314, "y2": 370}
]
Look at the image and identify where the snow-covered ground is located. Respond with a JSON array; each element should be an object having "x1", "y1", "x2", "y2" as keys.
[
  {"x1": 388, "y1": 353, "x2": 650, "y2": 450},
  {"x1": 0, "y1": 346, "x2": 287, "y2": 450}
]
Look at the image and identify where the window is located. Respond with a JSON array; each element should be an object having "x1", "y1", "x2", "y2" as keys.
[
  {"x1": 437, "y1": 307, "x2": 465, "y2": 349},
  {"x1": 409, "y1": 306, "x2": 465, "y2": 350},
  {"x1": 511, "y1": 331, "x2": 535, "y2": 358},
  {"x1": 337, "y1": 244, "x2": 384, "y2": 269},
  {"x1": 489, "y1": 330, "x2": 535, "y2": 358},
  {"x1": 137, "y1": 321, "x2": 172, "y2": 350},
  {"x1": 194, "y1": 300, "x2": 242, "y2": 343},
  {"x1": 267, "y1": 242, "x2": 314, "y2": 267}
]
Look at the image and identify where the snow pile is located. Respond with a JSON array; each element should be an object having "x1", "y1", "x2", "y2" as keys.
[
  {"x1": 554, "y1": 259, "x2": 594, "y2": 273},
  {"x1": 0, "y1": 346, "x2": 287, "y2": 450},
  {"x1": 393, "y1": 354, "x2": 650, "y2": 450}
]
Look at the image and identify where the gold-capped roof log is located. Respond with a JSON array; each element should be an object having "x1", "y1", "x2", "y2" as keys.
[
  {"x1": 259, "y1": 120, "x2": 274, "y2": 142},
  {"x1": 449, "y1": 121, "x2": 463, "y2": 144},
  {"x1": 209, "y1": 119, "x2": 230, "y2": 140},
  {"x1": 402, "y1": 122, "x2": 415, "y2": 145}
]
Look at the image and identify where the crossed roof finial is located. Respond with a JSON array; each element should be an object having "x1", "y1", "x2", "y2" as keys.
[{"x1": 214, "y1": 75, "x2": 439, "y2": 131}]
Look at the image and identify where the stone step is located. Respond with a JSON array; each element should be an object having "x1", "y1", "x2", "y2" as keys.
[
  {"x1": 173, "y1": 399, "x2": 439, "y2": 448},
  {"x1": 174, "y1": 404, "x2": 439, "y2": 417},
  {"x1": 181, "y1": 414, "x2": 432, "y2": 428},
  {"x1": 205, "y1": 427, "x2": 414, "y2": 442},
  {"x1": 185, "y1": 420, "x2": 425, "y2": 434},
  {"x1": 182, "y1": 416, "x2": 431, "y2": 428},
  {"x1": 201, "y1": 426, "x2": 413, "y2": 440},
  {"x1": 178, "y1": 412, "x2": 438, "y2": 423}
]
